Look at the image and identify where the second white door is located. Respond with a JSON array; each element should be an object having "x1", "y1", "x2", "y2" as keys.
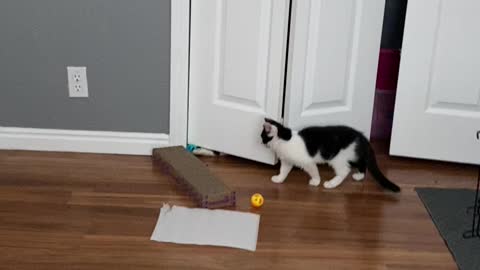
[
  {"x1": 188, "y1": 0, "x2": 289, "y2": 164},
  {"x1": 390, "y1": 0, "x2": 480, "y2": 164},
  {"x1": 284, "y1": 0, "x2": 385, "y2": 135}
]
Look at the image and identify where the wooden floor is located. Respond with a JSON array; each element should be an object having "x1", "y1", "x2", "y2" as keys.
[{"x1": 0, "y1": 143, "x2": 477, "y2": 269}]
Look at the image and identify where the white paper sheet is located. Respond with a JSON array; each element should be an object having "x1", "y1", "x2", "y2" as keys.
[{"x1": 151, "y1": 204, "x2": 260, "y2": 251}]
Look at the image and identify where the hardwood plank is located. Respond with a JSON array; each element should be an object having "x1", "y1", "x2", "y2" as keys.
[{"x1": 0, "y1": 143, "x2": 475, "y2": 269}]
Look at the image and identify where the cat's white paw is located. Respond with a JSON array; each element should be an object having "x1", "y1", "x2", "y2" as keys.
[
  {"x1": 271, "y1": 175, "x2": 285, "y2": 184},
  {"x1": 352, "y1": 172, "x2": 365, "y2": 181},
  {"x1": 308, "y1": 178, "x2": 321, "y2": 187},
  {"x1": 323, "y1": 180, "x2": 341, "y2": 189}
]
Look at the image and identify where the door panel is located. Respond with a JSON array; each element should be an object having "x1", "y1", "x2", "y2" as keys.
[
  {"x1": 390, "y1": 0, "x2": 480, "y2": 164},
  {"x1": 284, "y1": 0, "x2": 385, "y2": 135},
  {"x1": 188, "y1": 0, "x2": 289, "y2": 164}
]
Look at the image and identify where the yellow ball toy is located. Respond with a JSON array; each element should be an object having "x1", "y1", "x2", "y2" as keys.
[{"x1": 250, "y1": 193, "x2": 264, "y2": 208}]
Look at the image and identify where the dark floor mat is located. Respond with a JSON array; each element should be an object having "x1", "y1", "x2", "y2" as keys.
[{"x1": 416, "y1": 188, "x2": 480, "y2": 270}]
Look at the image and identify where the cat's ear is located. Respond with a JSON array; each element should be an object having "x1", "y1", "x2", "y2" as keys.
[
  {"x1": 263, "y1": 122, "x2": 272, "y2": 133},
  {"x1": 264, "y1": 117, "x2": 281, "y2": 126},
  {"x1": 263, "y1": 121, "x2": 278, "y2": 137}
]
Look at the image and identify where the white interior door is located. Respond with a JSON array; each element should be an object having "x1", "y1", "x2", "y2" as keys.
[
  {"x1": 284, "y1": 0, "x2": 385, "y2": 136},
  {"x1": 188, "y1": 0, "x2": 289, "y2": 164},
  {"x1": 390, "y1": 0, "x2": 480, "y2": 164}
]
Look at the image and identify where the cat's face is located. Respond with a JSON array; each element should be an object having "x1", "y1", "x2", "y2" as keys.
[
  {"x1": 261, "y1": 118, "x2": 280, "y2": 146},
  {"x1": 261, "y1": 118, "x2": 293, "y2": 147}
]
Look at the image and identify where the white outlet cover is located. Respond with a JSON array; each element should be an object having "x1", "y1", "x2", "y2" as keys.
[{"x1": 67, "y1": 66, "x2": 89, "y2": 98}]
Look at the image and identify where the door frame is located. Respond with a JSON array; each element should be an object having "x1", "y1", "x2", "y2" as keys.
[{"x1": 169, "y1": 0, "x2": 190, "y2": 147}]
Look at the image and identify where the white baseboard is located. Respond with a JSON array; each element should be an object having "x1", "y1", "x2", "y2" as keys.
[{"x1": 0, "y1": 127, "x2": 170, "y2": 155}]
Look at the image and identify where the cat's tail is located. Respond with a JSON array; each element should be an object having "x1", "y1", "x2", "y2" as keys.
[{"x1": 366, "y1": 144, "x2": 401, "y2": 192}]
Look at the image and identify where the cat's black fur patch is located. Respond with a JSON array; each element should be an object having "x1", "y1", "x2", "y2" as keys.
[{"x1": 298, "y1": 126, "x2": 360, "y2": 160}]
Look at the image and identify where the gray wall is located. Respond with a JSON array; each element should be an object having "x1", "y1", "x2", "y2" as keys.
[{"x1": 0, "y1": 0, "x2": 171, "y2": 133}]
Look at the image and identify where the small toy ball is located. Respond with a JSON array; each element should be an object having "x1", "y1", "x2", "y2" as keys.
[{"x1": 250, "y1": 193, "x2": 264, "y2": 208}]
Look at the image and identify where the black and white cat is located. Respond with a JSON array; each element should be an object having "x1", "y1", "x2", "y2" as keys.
[{"x1": 261, "y1": 118, "x2": 400, "y2": 192}]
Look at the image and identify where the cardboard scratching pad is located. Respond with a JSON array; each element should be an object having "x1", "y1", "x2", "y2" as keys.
[{"x1": 152, "y1": 146, "x2": 236, "y2": 209}]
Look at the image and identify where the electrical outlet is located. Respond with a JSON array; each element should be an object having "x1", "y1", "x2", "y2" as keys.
[{"x1": 67, "y1": 66, "x2": 88, "y2": 97}]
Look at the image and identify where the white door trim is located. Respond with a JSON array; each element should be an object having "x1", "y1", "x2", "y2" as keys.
[
  {"x1": 0, "y1": 127, "x2": 169, "y2": 155},
  {"x1": 169, "y1": 0, "x2": 190, "y2": 147}
]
